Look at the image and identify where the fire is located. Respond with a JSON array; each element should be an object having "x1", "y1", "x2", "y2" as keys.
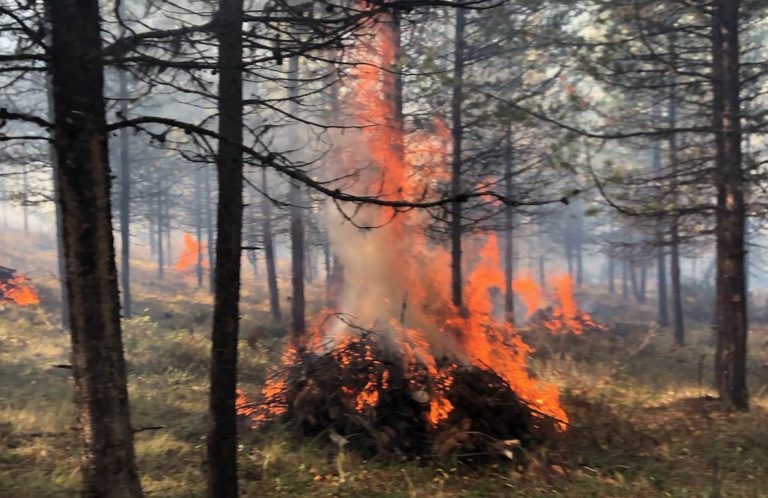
[
  {"x1": 512, "y1": 273, "x2": 607, "y2": 335},
  {"x1": 512, "y1": 273, "x2": 544, "y2": 319},
  {"x1": 175, "y1": 234, "x2": 207, "y2": 273},
  {"x1": 247, "y1": 11, "x2": 569, "y2": 432},
  {"x1": 0, "y1": 274, "x2": 40, "y2": 306}
]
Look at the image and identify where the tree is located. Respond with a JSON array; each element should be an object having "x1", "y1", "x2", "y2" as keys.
[{"x1": 45, "y1": 0, "x2": 143, "y2": 495}]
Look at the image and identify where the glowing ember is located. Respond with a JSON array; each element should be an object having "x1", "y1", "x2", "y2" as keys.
[
  {"x1": 175, "y1": 234, "x2": 207, "y2": 273},
  {"x1": 0, "y1": 274, "x2": 40, "y2": 306}
]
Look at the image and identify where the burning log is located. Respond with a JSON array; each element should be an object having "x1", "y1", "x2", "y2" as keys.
[
  {"x1": 526, "y1": 307, "x2": 609, "y2": 335},
  {"x1": 240, "y1": 333, "x2": 561, "y2": 460},
  {"x1": 0, "y1": 266, "x2": 40, "y2": 306}
]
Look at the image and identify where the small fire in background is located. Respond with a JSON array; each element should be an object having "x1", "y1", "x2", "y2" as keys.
[
  {"x1": 175, "y1": 234, "x2": 207, "y2": 273},
  {"x1": 513, "y1": 273, "x2": 607, "y2": 335},
  {"x1": 0, "y1": 266, "x2": 40, "y2": 306}
]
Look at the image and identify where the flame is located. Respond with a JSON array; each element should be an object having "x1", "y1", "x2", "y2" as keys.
[
  {"x1": 252, "y1": 12, "x2": 568, "y2": 431},
  {"x1": 512, "y1": 273, "x2": 607, "y2": 335},
  {"x1": 0, "y1": 274, "x2": 40, "y2": 306},
  {"x1": 512, "y1": 273, "x2": 544, "y2": 319},
  {"x1": 175, "y1": 234, "x2": 207, "y2": 273}
]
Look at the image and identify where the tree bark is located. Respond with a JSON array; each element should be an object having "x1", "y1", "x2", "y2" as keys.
[
  {"x1": 651, "y1": 106, "x2": 669, "y2": 326},
  {"x1": 45, "y1": 0, "x2": 143, "y2": 495},
  {"x1": 288, "y1": 54, "x2": 306, "y2": 342},
  {"x1": 206, "y1": 0, "x2": 244, "y2": 496},
  {"x1": 262, "y1": 169, "x2": 281, "y2": 321},
  {"x1": 195, "y1": 169, "x2": 205, "y2": 288},
  {"x1": 503, "y1": 124, "x2": 514, "y2": 323},
  {"x1": 711, "y1": 0, "x2": 748, "y2": 410},
  {"x1": 204, "y1": 166, "x2": 215, "y2": 292},
  {"x1": 156, "y1": 177, "x2": 164, "y2": 279},
  {"x1": 119, "y1": 70, "x2": 132, "y2": 318},
  {"x1": 450, "y1": 8, "x2": 466, "y2": 311}
]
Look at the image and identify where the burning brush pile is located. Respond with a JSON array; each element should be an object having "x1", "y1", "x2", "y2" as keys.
[
  {"x1": 237, "y1": 12, "x2": 572, "y2": 459},
  {"x1": 0, "y1": 265, "x2": 40, "y2": 306},
  {"x1": 513, "y1": 274, "x2": 608, "y2": 335}
]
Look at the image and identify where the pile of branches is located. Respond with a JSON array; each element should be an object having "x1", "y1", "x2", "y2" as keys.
[{"x1": 251, "y1": 335, "x2": 559, "y2": 460}]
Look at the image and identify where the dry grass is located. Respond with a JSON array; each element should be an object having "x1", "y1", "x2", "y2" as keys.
[{"x1": 1, "y1": 229, "x2": 768, "y2": 497}]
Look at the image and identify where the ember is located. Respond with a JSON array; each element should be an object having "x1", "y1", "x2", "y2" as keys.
[{"x1": 0, "y1": 266, "x2": 40, "y2": 306}]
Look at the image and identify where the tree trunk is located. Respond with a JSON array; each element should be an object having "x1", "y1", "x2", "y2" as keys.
[
  {"x1": 262, "y1": 169, "x2": 281, "y2": 321},
  {"x1": 608, "y1": 254, "x2": 615, "y2": 294},
  {"x1": 204, "y1": 166, "x2": 215, "y2": 292},
  {"x1": 45, "y1": 0, "x2": 143, "y2": 495},
  {"x1": 503, "y1": 124, "x2": 514, "y2": 323},
  {"x1": 711, "y1": 0, "x2": 748, "y2": 410},
  {"x1": 44, "y1": 43, "x2": 70, "y2": 328},
  {"x1": 622, "y1": 260, "x2": 629, "y2": 301},
  {"x1": 118, "y1": 70, "x2": 132, "y2": 318},
  {"x1": 651, "y1": 106, "x2": 669, "y2": 326},
  {"x1": 288, "y1": 54, "x2": 306, "y2": 343},
  {"x1": 207, "y1": 0, "x2": 244, "y2": 496},
  {"x1": 156, "y1": 179, "x2": 164, "y2": 279},
  {"x1": 668, "y1": 68, "x2": 685, "y2": 344},
  {"x1": 450, "y1": 8, "x2": 466, "y2": 311},
  {"x1": 195, "y1": 169, "x2": 205, "y2": 289}
]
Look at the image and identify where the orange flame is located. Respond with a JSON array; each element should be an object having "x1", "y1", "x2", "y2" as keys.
[
  {"x1": 175, "y1": 234, "x2": 207, "y2": 273},
  {"x1": 512, "y1": 273, "x2": 544, "y2": 319},
  {"x1": 251, "y1": 12, "x2": 568, "y2": 430},
  {"x1": 0, "y1": 274, "x2": 40, "y2": 306}
]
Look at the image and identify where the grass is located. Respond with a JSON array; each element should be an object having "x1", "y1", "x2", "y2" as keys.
[{"x1": 1, "y1": 231, "x2": 768, "y2": 496}]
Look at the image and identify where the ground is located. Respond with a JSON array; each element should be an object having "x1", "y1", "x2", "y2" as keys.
[{"x1": 1, "y1": 229, "x2": 767, "y2": 497}]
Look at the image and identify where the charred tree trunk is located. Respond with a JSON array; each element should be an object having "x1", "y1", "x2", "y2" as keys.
[
  {"x1": 164, "y1": 186, "x2": 172, "y2": 269},
  {"x1": 711, "y1": 0, "x2": 748, "y2": 410},
  {"x1": 118, "y1": 70, "x2": 132, "y2": 318},
  {"x1": 503, "y1": 124, "x2": 514, "y2": 324},
  {"x1": 262, "y1": 169, "x2": 281, "y2": 321},
  {"x1": 45, "y1": 0, "x2": 143, "y2": 495},
  {"x1": 450, "y1": 8, "x2": 466, "y2": 311},
  {"x1": 288, "y1": 54, "x2": 306, "y2": 342},
  {"x1": 207, "y1": 0, "x2": 244, "y2": 496}
]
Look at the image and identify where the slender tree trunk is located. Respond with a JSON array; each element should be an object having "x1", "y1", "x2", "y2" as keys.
[
  {"x1": 207, "y1": 1, "x2": 244, "y2": 496},
  {"x1": 204, "y1": 166, "x2": 215, "y2": 291},
  {"x1": 503, "y1": 124, "x2": 514, "y2": 323},
  {"x1": 450, "y1": 8, "x2": 466, "y2": 311},
  {"x1": 164, "y1": 187, "x2": 172, "y2": 269},
  {"x1": 711, "y1": 0, "x2": 748, "y2": 410},
  {"x1": 608, "y1": 254, "x2": 615, "y2": 294},
  {"x1": 156, "y1": 180, "x2": 164, "y2": 279},
  {"x1": 639, "y1": 264, "x2": 647, "y2": 303},
  {"x1": 195, "y1": 169, "x2": 205, "y2": 288},
  {"x1": 622, "y1": 260, "x2": 629, "y2": 301},
  {"x1": 668, "y1": 57, "x2": 685, "y2": 344},
  {"x1": 288, "y1": 54, "x2": 306, "y2": 342},
  {"x1": 22, "y1": 165, "x2": 29, "y2": 231},
  {"x1": 262, "y1": 169, "x2": 281, "y2": 321},
  {"x1": 651, "y1": 106, "x2": 669, "y2": 326},
  {"x1": 118, "y1": 70, "x2": 132, "y2": 318},
  {"x1": 45, "y1": 0, "x2": 143, "y2": 495}
]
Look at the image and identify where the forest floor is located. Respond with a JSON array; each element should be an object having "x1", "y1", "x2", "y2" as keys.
[{"x1": 1, "y1": 231, "x2": 768, "y2": 497}]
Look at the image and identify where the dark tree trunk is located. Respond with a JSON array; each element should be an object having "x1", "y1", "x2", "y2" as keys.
[
  {"x1": 22, "y1": 165, "x2": 29, "y2": 232},
  {"x1": 262, "y1": 169, "x2": 281, "y2": 321},
  {"x1": 288, "y1": 54, "x2": 306, "y2": 342},
  {"x1": 668, "y1": 75, "x2": 685, "y2": 344},
  {"x1": 195, "y1": 169, "x2": 205, "y2": 288},
  {"x1": 118, "y1": 70, "x2": 132, "y2": 318},
  {"x1": 156, "y1": 179, "x2": 164, "y2": 279},
  {"x1": 503, "y1": 124, "x2": 514, "y2": 323},
  {"x1": 45, "y1": 0, "x2": 143, "y2": 495},
  {"x1": 622, "y1": 260, "x2": 629, "y2": 301},
  {"x1": 207, "y1": 0, "x2": 244, "y2": 496},
  {"x1": 711, "y1": 0, "x2": 748, "y2": 410},
  {"x1": 164, "y1": 186, "x2": 172, "y2": 269},
  {"x1": 45, "y1": 49, "x2": 69, "y2": 328},
  {"x1": 651, "y1": 109, "x2": 669, "y2": 326},
  {"x1": 639, "y1": 264, "x2": 647, "y2": 303},
  {"x1": 204, "y1": 166, "x2": 215, "y2": 292},
  {"x1": 450, "y1": 8, "x2": 466, "y2": 310},
  {"x1": 608, "y1": 254, "x2": 615, "y2": 294}
]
